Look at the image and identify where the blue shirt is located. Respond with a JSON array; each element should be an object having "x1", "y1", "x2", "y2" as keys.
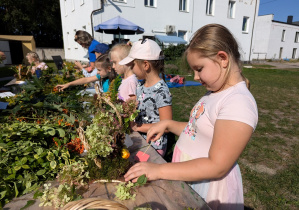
[
  {"x1": 88, "y1": 40, "x2": 100, "y2": 63},
  {"x1": 96, "y1": 74, "x2": 110, "y2": 93}
]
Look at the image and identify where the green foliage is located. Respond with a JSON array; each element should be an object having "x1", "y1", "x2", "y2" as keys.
[
  {"x1": 0, "y1": 122, "x2": 76, "y2": 206},
  {"x1": 57, "y1": 161, "x2": 90, "y2": 187},
  {"x1": 115, "y1": 175, "x2": 147, "y2": 201},
  {"x1": 163, "y1": 44, "x2": 187, "y2": 61},
  {"x1": 107, "y1": 75, "x2": 122, "y2": 102},
  {"x1": 38, "y1": 183, "x2": 81, "y2": 208}
]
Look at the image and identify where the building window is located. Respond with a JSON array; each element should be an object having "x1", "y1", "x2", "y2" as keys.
[
  {"x1": 74, "y1": 30, "x2": 79, "y2": 49},
  {"x1": 145, "y1": 0, "x2": 155, "y2": 7},
  {"x1": 206, "y1": 0, "x2": 215, "y2": 16},
  {"x1": 292, "y1": 48, "x2": 297, "y2": 59},
  {"x1": 67, "y1": 32, "x2": 70, "y2": 49},
  {"x1": 114, "y1": 34, "x2": 125, "y2": 42},
  {"x1": 228, "y1": 1, "x2": 236, "y2": 19},
  {"x1": 279, "y1": 47, "x2": 283, "y2": 59},
  {"x1": 242, "y1": 16, "x2": 249, "y2": 33},
  {"x1": 71, "y1": 0, "x2": 75, "y2": 11},
  {"x1": 178, "y1": 30, "x2": 187, "y2": 41},
  {"x1": 80, "y1": 0, "x2": 84, "y2": 5},
  {"x1": 294, "y1": 32, "x2": 299, "y2": 42},
  {"x1": 179, "y1": 0, "x2": 188, "y2": 12},
  {"x1": 64, "y1": 0, "x2": 67, "y2": 16},
  {"x1": 281, "y1": 30, "x2": 286, "y2": 41}
]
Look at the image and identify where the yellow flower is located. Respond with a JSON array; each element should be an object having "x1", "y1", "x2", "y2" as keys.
[{"x1": 121, "y1": 148, "x2": 130, "y2": 159}]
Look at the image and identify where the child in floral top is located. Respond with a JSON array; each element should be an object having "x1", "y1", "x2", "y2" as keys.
[
  {"x1": 26, "y1": 52, "x2": 48, "y2": 78},
  {"x1": 119, "y1": 39, "x2": 172, "y2": 156}
]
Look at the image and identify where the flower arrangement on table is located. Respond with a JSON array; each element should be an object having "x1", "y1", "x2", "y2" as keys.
[{"x1": 79, "y1": 76, "x2": 138, "y2": 180}]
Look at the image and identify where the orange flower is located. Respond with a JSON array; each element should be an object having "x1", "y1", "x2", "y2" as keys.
[
  {"x1": 66, "y1": 138, "x2": 84, "y2": 154},
  {"x1": 62, "y1": 109, "x2": 68, "y2": 114}
]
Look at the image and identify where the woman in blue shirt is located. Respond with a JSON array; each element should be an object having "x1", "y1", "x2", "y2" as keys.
[{"x1": 74, "y1": 30, "x2": 100, "y2": 73}]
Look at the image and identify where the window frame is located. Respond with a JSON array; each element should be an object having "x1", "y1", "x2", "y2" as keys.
[
  {"x1": 279, "y1": 47, "x2": 283, "y2": 59},
  {"x1": 242, "y1": 16, "x2": 250, "y2": 33},
  {"x1": 179, "y1": 0, "x2": 188, "y2": 12},
  {"x1": 292, "y1": 48, "x2": 297, "y2": 59},
  {"x1": 294, "y1": 32, "x2": 299, "y2": 43},
  {"x1": 206, "y1": 0, "x2": 215, "y2": 16},
  {"x1": 144, "y1": 0, "x2": 156, "y2": 7},
  {"x1": 71, "y1": 0, "x2": 75, "y2": 12},
  {"x1": 178, "y1": 30, "x2": 187, "y2": 41},
  {"x1": 64, "y1": 0, "x2": 68, "y2": 16},
  {"x1": 281, "y1": 30, "x2": 286, "y2": 42},
  {"x1": 228, "y1": 0, "x2": 236, "y2": 19}
]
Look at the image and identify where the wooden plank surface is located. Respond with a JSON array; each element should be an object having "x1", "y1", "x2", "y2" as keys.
[{"x1": 4, "y1": 132, "x2": 210, "y2": 210}]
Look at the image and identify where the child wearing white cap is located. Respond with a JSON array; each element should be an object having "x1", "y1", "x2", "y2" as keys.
[{"x1": 119, "y1": 39, "x2": 172, "y2": 156}]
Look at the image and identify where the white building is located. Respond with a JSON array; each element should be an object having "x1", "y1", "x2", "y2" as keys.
[
  {"x1": 252, "y1": 15, "x2": 299, "y2": 60},
  {"x1": 60, "y1": 0, "x2": 259, "y2": 62}
]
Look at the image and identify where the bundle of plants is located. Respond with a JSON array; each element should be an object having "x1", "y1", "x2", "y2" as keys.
[{"x1": 79, "y1": 76, "x2": 138, "y2": 181}]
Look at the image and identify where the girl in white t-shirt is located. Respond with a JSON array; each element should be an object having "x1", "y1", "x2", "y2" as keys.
[
  {"x1": 124, "y1": 24, "x2": 258, "y2": 209},
  {"x1": 110, "y1": 43, "x2": 138, "y2": 101}
]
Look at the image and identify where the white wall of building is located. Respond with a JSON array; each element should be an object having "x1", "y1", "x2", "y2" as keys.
[
  {"x1": 60, "y1": 0, "x2": 259, "y2": 62},
  {"x1": 252, "y1": 14, "x2": 299, "y2": 60}
]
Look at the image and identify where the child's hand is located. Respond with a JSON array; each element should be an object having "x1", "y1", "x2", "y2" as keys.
[
  {"x1": 124, "y1": 162, "x2": 161, "y2": 182},
  {"x1": 74, "y1": 61, "x2": 83, "y2": 70},
  {"x1": 56, "y1": 84, "x2": 70, "y2": 92},
  {"x1": 147, "y1": 121, "x2": 169, "y2": 143},
  {"x1": 130, "y1": 121, "x2": 141, "y2": 132}
]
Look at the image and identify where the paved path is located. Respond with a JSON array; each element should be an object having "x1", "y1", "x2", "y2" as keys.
[{"x1": 251, "y1": 61, "x2": 299, "y2": 69}]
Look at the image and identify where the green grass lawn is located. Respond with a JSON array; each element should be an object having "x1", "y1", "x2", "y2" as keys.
[{"x1": 169, "y1": 68, "x2": 299, "y2": 209}]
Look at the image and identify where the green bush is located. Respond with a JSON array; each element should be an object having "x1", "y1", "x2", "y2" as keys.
[{"x1": 163, "y1": 44, "x2": 187, "y2": 61}]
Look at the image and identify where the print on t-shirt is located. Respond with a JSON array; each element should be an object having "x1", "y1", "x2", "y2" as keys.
[{"x1": 183, "y1": 101, "x2": 205, "y2": 140}]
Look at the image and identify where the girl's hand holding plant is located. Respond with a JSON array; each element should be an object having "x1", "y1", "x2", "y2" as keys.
[{"x1": 124, "y1": 162, "x2": 161, "y2": 183}]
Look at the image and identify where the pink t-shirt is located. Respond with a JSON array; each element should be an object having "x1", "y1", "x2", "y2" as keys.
[
  {"x1": 118, "y1": 74, "x2": 138, "y2": 101},
  {"x1": 173, "y1": 81, "x2": 258, "y2": 209}
]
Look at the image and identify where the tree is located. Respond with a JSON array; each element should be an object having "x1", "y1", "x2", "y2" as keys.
[{"x1": 0, "y1": 0, "x2": 63, "y2": 48}]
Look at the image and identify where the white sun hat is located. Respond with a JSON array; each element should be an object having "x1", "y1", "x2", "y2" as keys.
[{"x1": 118, "y1": 39, "x2": 163, "y2": 65}]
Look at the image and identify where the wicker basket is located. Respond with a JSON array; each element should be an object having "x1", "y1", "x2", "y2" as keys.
[
  {"x1": 62, "y1": 197, "x2": 128, "y2": 210},
  {"x1": 78, "y1": 84, "x2": 123, "y2": 169}
]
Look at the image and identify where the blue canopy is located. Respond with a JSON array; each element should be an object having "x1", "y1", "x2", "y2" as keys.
[
  {"x1": 94, "y1": 16, "x2": 144, "y2": 35},
  {"x1": 155, "y1": 35, "x2": 187, "y2": 44}
]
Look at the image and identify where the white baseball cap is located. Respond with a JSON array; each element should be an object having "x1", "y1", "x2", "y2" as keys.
[{"x1": 118, "y1": 39, "x2": 163, "y2": 65}]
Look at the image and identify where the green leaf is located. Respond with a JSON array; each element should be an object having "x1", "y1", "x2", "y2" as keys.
[
  {"x1": 14, "y1": 166, "x2": 21, "y2": 171},
  {"x1": 33, "y1": 190, "x2": 43, "y2": 199},
  {"x1": 70, "y1": 112, "x2": 75, "y2": 123},
  {"x1": 47, "y1": 152, "x2": 55, "y2": 161},
  {"x1": 22, "y1": 165, "x2": 30, "y2": 169},
  {"x1": 20, "y1": 200, "x2": 35, "y2": 210},
  {"x1": 36, "y1": 169, "x2": 46, "y2": 175},
  {"x1": 136, "y1": 174, "x2": 147, "y2": 185},
  {"x1": 14, "y1": 182, "x2": 19, "y2": 197},
  {"x1": 57, "y1": 128, "x2": 65, "y2": 137},
  {"x1": 33, "y1": 102, "x2": 44, "y2": 108},
  {"x1": 0, "y1": 191, "x2": 6, "y2": 200},
  {"x1": 21, "y1": 157, "x2": 27, "y2": 164},
  {"x1": 36, "y1": 148, "x2": 43, "y2": 155},
  {"x1": 47, "y1": 128, "x2": 55, "y2": 136},
  {"x1": 50, "y1": 161, "x2": 57, "y2": 169}
]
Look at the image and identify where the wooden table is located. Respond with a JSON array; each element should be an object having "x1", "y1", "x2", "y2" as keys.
[{"x1": 4, "y1": 132, "x2": 210, "y2": 210}]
